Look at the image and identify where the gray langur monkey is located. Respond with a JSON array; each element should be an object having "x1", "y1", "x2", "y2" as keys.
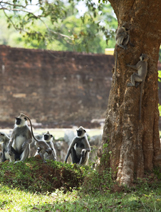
[
  {"x1": 116, "y1": 26, "x2": 130, "y2": 50},
  {"x1": 54, "y1": 140, "x2": 70, "y2": 162},
  {"x1": 43, "y1": 131, "x2": 56, "y2": 161},
  {"x1": 0, "y1": 132, "x2": 15, "y2": 162},
  {"x1": 127, "y1": 53, "x2": 149, "y2": 120},
  {"x1": 115, "y1": 25, "x2": 130, "y2": 84},
  {"x1": 65, "y1": 126, "x2": 91, "y2": 165},
  {"x1": 7, "y1": 114, "x2": 32, "y2": 162},
  {"x1": 20, "y1": 113, "x2": 53, "y2": 163},
  {"x1": 29, "y1": 134, "x2": 43, "y2": 158}
]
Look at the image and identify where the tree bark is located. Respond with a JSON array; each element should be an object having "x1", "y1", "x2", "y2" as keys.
[{"x1": 100, "y1": 0, "x2": 161, "y2": 185}]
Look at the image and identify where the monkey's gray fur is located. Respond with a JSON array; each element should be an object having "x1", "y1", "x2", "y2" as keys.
[
  {"x1": 29, "y1": 134, "x2": 43, "y2": 158},
  {"x1": 20, "y1": 113, "x2": 53, "y2": 163},
  {"x1": 43, "y1": 131, "x2": 56, "y2": 161},
  {"x1": 65, "y1": 126, "x2": 91, "y2": 165},
  {"x1": 7, "y1": 114, "x2": 32, "y2": 162},
  {"x1": 116, "y1": 26, "x2": 130, "y2": 49},
  {"x1": 114, "y1": 25, "x2": 130, "y2": 84},
  {"x1": 127, "y1": 53, "x2": 149, "y2": 119},
  {"x1": 0, "y1": 132, "x2": 15, "y2": 162}
]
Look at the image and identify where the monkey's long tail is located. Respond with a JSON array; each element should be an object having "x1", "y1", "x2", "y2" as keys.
[
  {"x1": 139, "y1": 82, "x2": 144, "y2": 120},
  {"x1": 20, "y1": 113, "x2": 39, "y2": 143},
  {"x1": 50, "y1": 140, "x2": 56, "y2": 160}
]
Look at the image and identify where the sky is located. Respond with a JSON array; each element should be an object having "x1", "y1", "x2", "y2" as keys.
[{"x1": 26, "y1": 0, "x2": 101, "y2": 16}]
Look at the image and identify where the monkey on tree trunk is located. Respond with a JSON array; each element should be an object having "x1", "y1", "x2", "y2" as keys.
[
  {"x1": 127, "y1": 53, "x2": 149, "y2": 120},
  {"x1": 114, "y1": 25, "x2": 130, "y2": 84}
]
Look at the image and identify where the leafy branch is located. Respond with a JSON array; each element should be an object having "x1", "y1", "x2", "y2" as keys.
[{"x1": 0, "y1": 0, "x2": 116, "y2": 52}]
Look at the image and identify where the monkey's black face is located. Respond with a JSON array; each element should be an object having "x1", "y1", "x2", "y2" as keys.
[
  {"x1": 15, "y1": 118, "x2": 21, "y2": 125},
  {"x1": 44, "y1": 134, "x2": 49, "y2": 140},
  {"x1": 77, "y1": 130, "x2": 83, "y2": 137},
  {"x1": 0, "y1": 133, "x2": 4, "y2": 136}
]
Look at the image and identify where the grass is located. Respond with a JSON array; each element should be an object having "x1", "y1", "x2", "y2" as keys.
[
  {"x1": 0, "y1": 128, "x2": 160, "y2": 211},
  {"x1": 0, "y1": 180, "x2": 161, "y2": 211},
  {"x1": 0, "y1": 157, "x2": 86, "y2": 193},
  {"x1": 0, "y1": 160, "x2": 161, "y2": 212}
]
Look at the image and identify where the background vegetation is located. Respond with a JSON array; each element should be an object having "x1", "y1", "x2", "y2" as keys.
[{"x1": 0, "y1": 1, "x2": 117, "y2": 53}]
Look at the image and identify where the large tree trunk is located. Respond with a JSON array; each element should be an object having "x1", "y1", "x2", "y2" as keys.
[{"x1": 100, "y1": 0, "x2": 161, "y2": 185}]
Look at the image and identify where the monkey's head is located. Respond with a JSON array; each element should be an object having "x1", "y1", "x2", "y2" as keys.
[
  {"x1": 140, "y1": 53, "x2": 149, "y2": 61},
  {"x1": 15, "y1": 114, "x2": 27, "y2": 127},
  {"x1": 122, "y1": 22, "x2": 130, "y2": 31},
  {"x1": 76, "y1": 126, "x2": 86, "y2": 138},
  {"x1": 0, "y1": 132, "x2": 10, "y2": 141},
  {"x1": 0, "y1": 132, "x2": 5, "y2": 137},
  {"x1": 43, "y1": 131, "x2": 53, "y2": 141},
  {"x1": 121, "y1": 26, "x2": 127, "y2": 31},
  {"x1": 0, "y1": 132, "x2": 5, "y2": 141}
]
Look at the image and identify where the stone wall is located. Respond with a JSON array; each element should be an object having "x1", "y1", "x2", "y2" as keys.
[
  {"x1": 0, "y1": 45, "x2": 114, "y2": 128},
  {"x1": 0, "y1": 45, "x2": 160, "y2": 128}
]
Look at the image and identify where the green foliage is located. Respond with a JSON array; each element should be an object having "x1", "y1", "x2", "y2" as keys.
[
  {"x1": 154, "y1": 167, "x2": 161, "y2": 180},
  {"x1": 81, "y1": 168, "x2": 113, "y2": 194},
  {"x1": 0, "y1": 157, "x2": 87, "y2": 193},
  {"x1": 159, "y1": 48, "x2": 161, "y2": 62},
  {"x1": 159, "y1": 104, "x2": 161, "y2": 116},
  {"x1": 158, "y1": 70, "x2": 161, "y2": 116},
  {"x1": 0, "y1": 156, "x2": 161, "y2": 211},
  {"x1": 0, "y1": 1, "x2": 117, "y2": 52},
  {"x1": 1, "y1": 171, "x2": 161, "y2": 211},
  {"x1": 158, "y1": 70, "x2": 161, "y2": 82}
]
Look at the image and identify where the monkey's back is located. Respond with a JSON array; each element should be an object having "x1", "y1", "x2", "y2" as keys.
[
  {"x1": 116, "y1": 28, "x2": 127, "y2": 44},
  {"x1": 137, "y1": 61, "x2": 147, "y2": 79}
]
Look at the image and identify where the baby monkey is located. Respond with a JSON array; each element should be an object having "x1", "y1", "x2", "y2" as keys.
[
  {"x1": 20, "y1": 113, "x2": 53, "y2": 162},
  {"x1": 43, "y1": 131, "x2": 56, "y2": 161},
  {"x1": 127, "y1": 53, "x2": 149, "y2": 119}
]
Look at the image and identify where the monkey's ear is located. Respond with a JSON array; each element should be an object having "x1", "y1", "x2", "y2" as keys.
[
  {"x1": 84, "y1": 130, "x2": 86, "y2": 133},
  {"x1": 51, "y1": 135, "x2": 53, "y2": 137}
]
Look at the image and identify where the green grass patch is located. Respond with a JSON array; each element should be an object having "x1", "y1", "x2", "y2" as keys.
[
  {"x1": 0, "y1": 128, "x2": 161, "y2": 211},
  {"x1": 0, "y1": 157, "x2": 88, "y2": 193},
  {"x1": 0, "y1": 158, "x2": 161, "y2": 211},
  {"x1": 1, "y1": 180, "x2": 161, "y2": 211}
]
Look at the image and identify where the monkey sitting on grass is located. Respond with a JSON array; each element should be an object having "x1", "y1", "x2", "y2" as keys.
[{"x1": 65, "y1": 126, "x2": 91, "y2": 165}]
